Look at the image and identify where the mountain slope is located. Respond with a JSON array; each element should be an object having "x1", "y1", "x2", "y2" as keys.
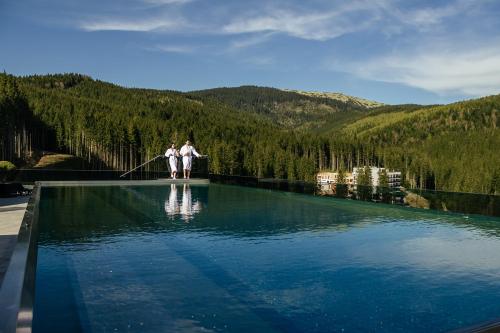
[
  {"x1": 188, "y1": 86, "x2": 369, "y2": 130},
  {"x1": 2, "y1": 73, "x2": 322, "y2": 180},
  {"x1": 336, "y1": 95, "x2": 500, "y2": 192}
]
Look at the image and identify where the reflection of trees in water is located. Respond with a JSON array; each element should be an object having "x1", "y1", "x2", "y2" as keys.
[
  {"x1": 165, "y1": 184, "x2": 202, "y2": 222},
  {"x1": 318, "y1": 183, "x2": 500, "y2": 217}
]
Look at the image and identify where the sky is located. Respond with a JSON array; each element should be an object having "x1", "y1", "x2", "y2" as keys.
[{"x1": 1, "y1": 0, "x2": 500, "y2": 104}]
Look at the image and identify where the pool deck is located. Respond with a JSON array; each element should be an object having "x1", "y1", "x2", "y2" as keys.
[{"x1": 0, "y1": 196, "x2": 29, "y2": 288}]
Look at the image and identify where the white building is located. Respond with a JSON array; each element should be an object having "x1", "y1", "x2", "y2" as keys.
[
  {"x1": 352, "y1": 167, "x2": 401, "y2": 188},
  {"x1": 316, "y1": 171, "x2": 355, "y2": 186}
]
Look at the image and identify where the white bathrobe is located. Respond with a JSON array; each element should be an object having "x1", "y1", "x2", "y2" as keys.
[
  {"x1": 179, "y1": 144, "x2": 200, "y2": 171},
  {"x1": 164, "y1": 148, "x2": 178, "y2": 172}
]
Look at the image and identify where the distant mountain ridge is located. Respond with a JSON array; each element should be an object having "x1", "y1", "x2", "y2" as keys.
[
  {"x1": 189, "y1": 85, "x2": 370, "y2": 130},
  {"x1": 282, "y1": 89, "x2": 385, "y2": 109}
]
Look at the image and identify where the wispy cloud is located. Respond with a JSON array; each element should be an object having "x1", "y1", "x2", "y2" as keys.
[
  {"x1": 334, "y1": 45, "x2": 500, "y2": 96},
  {"x1": 80, "y1": 16, "x2": 186, "y2": 32},
  {"x1": 222, "y1": 4, "x2": 380, "y2": 41},
  {"x1": 142, "y1": 0, "x2": 194, "y2": 4},
  {"x1": 381, "y1": 0, "x2": 477, "y2": 31},
  {"x1": 152, "y1": 44, "x2": 196, "y2": 53},
  {"x1": 76, "y1": 0, "x2": 481, "y2": 39},
  {"x1": 228, "y1": 32, "x2": 275, "y2": 50},
  {"x1": 71, "y1": 0, "x2": 500, "y2": 97}
]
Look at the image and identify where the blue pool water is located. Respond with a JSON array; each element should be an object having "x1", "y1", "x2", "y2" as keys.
[{"x1": 33, "y1": 184, "x2": 500, "y2": 332}]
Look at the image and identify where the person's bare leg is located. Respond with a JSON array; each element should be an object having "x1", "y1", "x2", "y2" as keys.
[
  {"x1": 183, "y1": 169, "x2": 187, "y2": 179},
  {"x1": 187, "y1": 170, "x2": 191, "y2": 179}
]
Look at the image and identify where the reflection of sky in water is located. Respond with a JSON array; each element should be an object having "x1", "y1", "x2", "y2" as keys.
[{"x1": 164, "y1": 184, "x2": 202, "y2": 222}]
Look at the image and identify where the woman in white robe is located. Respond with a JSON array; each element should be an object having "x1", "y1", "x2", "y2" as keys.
[
  {"x1": 164, "y1": 143, "x2": 179, "y2": 179},
  {"x1": 179, "y1": 140, "x2": 201, "y2": 179}
]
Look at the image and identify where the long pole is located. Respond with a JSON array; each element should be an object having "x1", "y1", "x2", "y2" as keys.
[{"x1": 120, "y1": 155, "x2": 163, "y2": 178}]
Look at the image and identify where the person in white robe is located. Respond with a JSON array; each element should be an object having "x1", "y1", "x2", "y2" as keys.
[
  {"x1": 179, "y1": 140, "x2": 203, "y2": 179},
  {"x1": 164, "y1": 143, "x2": 179, "y2": 179}
]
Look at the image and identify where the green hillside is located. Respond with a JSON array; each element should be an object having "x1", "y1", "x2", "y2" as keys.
[
  {"x1": 1, "y1": 73, "x2": 321, "y2": 180},
  {"x1": 1, "y1": 72, "x2": 499, "y2": 194},
  {"x1": 338, "y1": 96, "x2": 500, "y2": 192},
  {"x1": 189, "y1": 86, "x2": 368, "y2": 130}
]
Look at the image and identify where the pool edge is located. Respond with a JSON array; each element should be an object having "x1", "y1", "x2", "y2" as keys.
[
  {"x1": 39, "y1": 179, "x2": 210, "y2": 187},
  {"x1": 0, "y1": 184, "x2": 40, "y2": 333}
]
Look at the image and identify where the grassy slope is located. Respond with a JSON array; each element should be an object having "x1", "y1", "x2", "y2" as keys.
[{"x1": 34, "y1": 153, "x2": 88, "y2": 169}]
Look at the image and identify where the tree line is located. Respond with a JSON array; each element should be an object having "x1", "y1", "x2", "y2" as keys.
[{"x1": 0, "y1": 72, "x2": 499, "y2": 194}]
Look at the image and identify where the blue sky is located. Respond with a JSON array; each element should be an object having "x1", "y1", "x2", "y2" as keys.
[{"x1": 1, "y1": 0, "x2": 500, "y2": 104}]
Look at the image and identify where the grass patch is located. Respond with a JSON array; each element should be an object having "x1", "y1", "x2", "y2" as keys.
[{"x1": 34, "y1": 154, "x2": 87, "y2": 169}]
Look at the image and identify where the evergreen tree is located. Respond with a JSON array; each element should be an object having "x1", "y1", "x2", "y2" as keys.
[{"x1": 337, "y1": 168, "x2": 346, "y2": 184}]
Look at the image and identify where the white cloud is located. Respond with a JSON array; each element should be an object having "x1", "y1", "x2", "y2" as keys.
[
  {"x1": 222, "y1": 5, "x2": 379, "y2": 41},
  {"x1": 219, "y1": 0, "x2": 474, "y2": 41},
  {"x1": 379, "y1": 0, "x2": 475, "y2": 27},
  {"x1": 334, "y1": 45, "x2": 500, "y2": 96},
  {"x1": 153, "y1": 44, "x2": 196, "y2": 53},
  {"x1": 80, "y1": 17, "x2": 186, "y2": 32},
  {"x1": 228, "y1": 33, "x2": 275, "y2": 50},
  {"x1": 141, "y1": 0, "x2": 194, "y2": 5}
]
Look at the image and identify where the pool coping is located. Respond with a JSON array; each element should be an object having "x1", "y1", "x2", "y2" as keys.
[
  {"x1": 0, "y1": 178, "x2": 499, "y2": 333},
  {"x1": 0, "y1": 183, "x2": 40, "y2": 333},
  {"x1": 39, "y1": 178, "x2": 210, "y2": 187}
]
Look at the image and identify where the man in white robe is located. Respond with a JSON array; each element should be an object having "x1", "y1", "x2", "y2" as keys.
[
  {"x1": 164, "y1": 143, "x2": 179, "y2": 179},
  {"x1": 179, "y1": 140, "x2": 202, "y2": 179}
]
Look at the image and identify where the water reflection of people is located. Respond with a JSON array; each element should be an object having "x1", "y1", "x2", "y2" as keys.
[
  {"x1": 164, "y1": 184, "x2": 179, "y2": 218},
  {"x1": 164, "y1": 184, "x2": 202, "y2": 222},
  {"x1": 180, "y1": 184, "x2": 202, "y2": 222}
]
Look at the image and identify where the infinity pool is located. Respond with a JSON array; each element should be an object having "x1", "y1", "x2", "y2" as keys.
[{"x1": 33, "y1": 184, "x2": 500, "y2": 332}]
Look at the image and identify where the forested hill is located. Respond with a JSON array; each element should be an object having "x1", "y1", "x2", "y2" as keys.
[
  {"x1": 338, "y1": 95, "x2": 500, "y2": 192},
  {"x1": 188, "y1": 86, "x2": 369, "y2": 130},
  {"x1": 0, "y1": 72, "x2": 499, "y2": 194}
]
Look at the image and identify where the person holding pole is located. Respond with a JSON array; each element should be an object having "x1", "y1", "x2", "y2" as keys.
[
  {"x1": 165, "y1": 143, "x2": 179, "y2": 179},
  {"x1": 179, "y1": 140, "x2": 204, "y2": 179}
]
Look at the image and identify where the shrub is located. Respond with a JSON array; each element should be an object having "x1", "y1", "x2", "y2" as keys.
[
  {"x1": 0, "y1": 161, "x2": 17, "y2": 182},
  {"x1": 0, "y1": 161, "x2": 16, "y2": 171}
]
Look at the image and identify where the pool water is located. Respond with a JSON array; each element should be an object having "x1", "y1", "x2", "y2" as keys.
[{"x1": 33, "y1": 184, "x2": 500, "y2": 332}]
